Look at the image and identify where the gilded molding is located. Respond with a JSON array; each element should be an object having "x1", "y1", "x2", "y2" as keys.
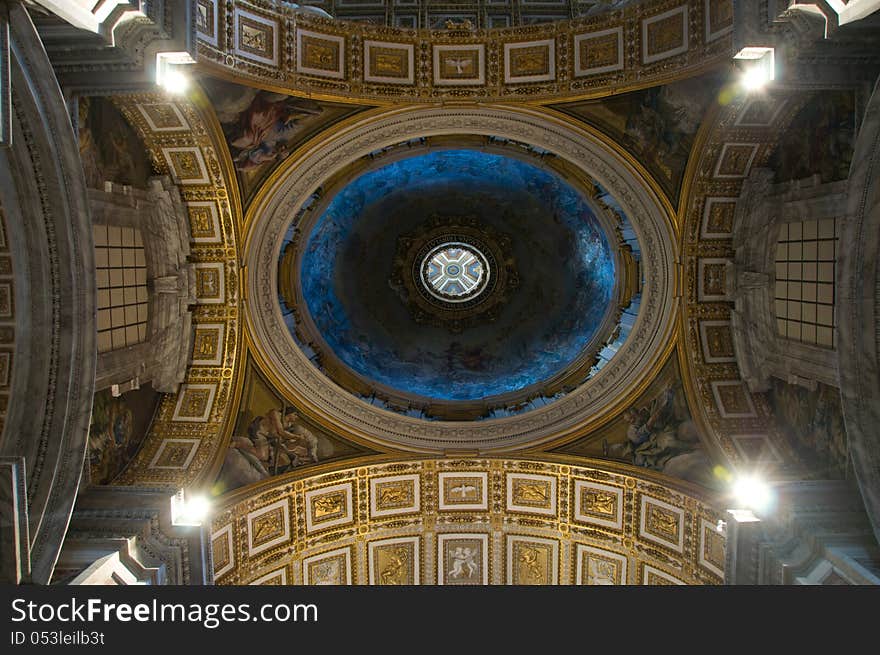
[
  {"x1": 244, "y1": 105, "x2": 679, "y2": 452},
  {"x1": 678, "y1": 89, "x2": 814, "y2": 470},
  {"x1": 210, "y1": 455, "x2": 725, "y2": 585},
  {"x1": 110, "y1": 89, "x2": 245, "y2": 488},
  {"x1": 195, "y1": 0, "x2": 733, "y2": 105}
]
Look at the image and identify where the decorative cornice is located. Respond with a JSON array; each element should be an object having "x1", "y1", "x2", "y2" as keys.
[
  {"x1": 195, "y1": 0, "x2": 733, "y2": 105},
  {"x1": 210, "y1": 455, "x2": 725, "y2": 586},
  {"x1": 0, "y1": 4, "x2": 96, "y2": 583},
  {"x1": 245, "y1": 105, "x2": 678, "y2": 452}
]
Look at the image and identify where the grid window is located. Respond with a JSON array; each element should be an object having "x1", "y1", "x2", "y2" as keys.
[
  {"x1": 94, "y1": 225, "x2": 148, "y2": 353},
  {"x1": 774, "y1": 219, "x2": 837, "y2": 348}
]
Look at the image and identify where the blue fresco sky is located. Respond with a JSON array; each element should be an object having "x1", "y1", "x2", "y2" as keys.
[{"x1": 297, "y1": 149, "x2": 616, "y2": 402}]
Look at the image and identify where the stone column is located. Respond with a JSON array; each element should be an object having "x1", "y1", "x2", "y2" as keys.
[
  {"x1": 0, "y1": 2, "x2": 96, "y2": 584},
  {"x1": 837, "y1": 74, "x2": 880, "y2": 543}
]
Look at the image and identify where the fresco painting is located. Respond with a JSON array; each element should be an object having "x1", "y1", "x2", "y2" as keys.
[
  {"x1": 296, "y1": 149, "x2": 617, "y2": 402},
  {"x1": 215, "y1": 360, "x2": 369, "y2": 494},
  {"x1": 87, "y1": 385, "x2": 161, "y2": 485},
  {"x1": 769, "y1": 91, "x2": 855, "y2": 183},
  {"x1": 764, "y1": 379, "x2": 848, "y2": 479},
  {"x1": 199, "y1": 76, "x2": 367, "y2": 203},
  {"x1": 555, "y1": 353, "x2": 717, "y2": 487},
  {"x1": 553, "y1": 72, "x2": 724, "y2": 203},
  {"x1": 78, "y1": 96, "x2": 152, "y2": 189}
]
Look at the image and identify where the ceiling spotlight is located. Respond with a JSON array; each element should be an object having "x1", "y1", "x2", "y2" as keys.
[
  {"x1": 741, "y1": 64, "x2": 771, "y2": 92},
  {"x1": 734, "y1": 46, "x2": 775, "y2": 93},
  {"x1": 156, "y1": 51, "x2": 196, "y2": 95},
  {"x1": 171, "y1": 490, "x2": 211, "y2": 526},
  {"x1": 162, "y1": 69, "x2": 190, "y2": 95},
  {"x1": 732, "y1": 475, "x2": 773, "y2": 514}
]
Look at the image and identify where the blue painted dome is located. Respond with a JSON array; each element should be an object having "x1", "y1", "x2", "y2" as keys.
[{"x1": 295, "y1": 149, "x2": 616, "y2": 403}]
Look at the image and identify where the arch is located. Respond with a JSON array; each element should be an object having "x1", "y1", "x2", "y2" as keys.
[
  {"x1": 0, "y1": 4, "x2": 96, "y2": 582},
  {"x1": 838, "y1": 76, "x2": 880, "y2": 542},
  {"x1": 210, "y1": 455, "x2": 726, "y2": 585}
]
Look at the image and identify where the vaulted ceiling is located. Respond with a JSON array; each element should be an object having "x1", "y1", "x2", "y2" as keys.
[{"x1": 63, "y1": 0, "x2": 880, "y2": 585}]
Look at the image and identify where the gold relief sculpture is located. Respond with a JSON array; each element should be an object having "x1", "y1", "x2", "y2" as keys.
[
  {"x1": 702, "y1": 263, "x2": 726, "y2": 296},
  {"x1": 376, "y1": 481, "x2": 413, "y2": 509},
  {"x1": 703, "y1": 526, "x2": 725, "y2": 571},
  {"x1": 194, "y1": 328, "x2": 220, "y2": 359},
  {"x1": 646, "y1": 504, "x2": 680, "y2": 541},
  {"x1": 154, "y1": 441, "x2": 194, "y2": 467},
  {"x1": 102, "y1": 92, "x2": 241, "y2": 488},
  {"x1": 189, "y1": 206, "x2": 215, "y2": 237},
  {"x1": 706, "y1": 201, "x2": 736, "y2": 233},
  {"x1": 251, "y1": 508, "x2": 284, "y2": 546},
  {"x1": 439, "y1": 50, "x2": 478, "y2": 79},
  {"x1": 240, "y1": 20, "x2": 270, "y2": 55},
  {"x1": 646, "y1": 570, "x2": 677, "y2": 585},
  {"x1": 377, "y1": 546, "x2": 411, "y2": 585},
  {"x1": 443, "y1": 477, "x2": 482, "y2": 504},
  {"x1": 170, "y1": 151, "x2": 202, "y2": 179},
  {"x1": 645, "y1": 13, "x2": 684, "y2": 57},
  {"x1": 141, "y1": 104, "x2": 184, "y2": 130},
  {"x1": 196, "y1": 268, "x2": 221, "y2": 299},
  {"x1": 212, "y1": 535, "x2": 229, "y2": 569},
  {"x1": 581, "y1": 490, "x2": 616, "y2": 516},
  {"x1": 302, "y1": 36, "x2": 340, "y2": 72},
  {"x1": 212, "y1": 460, "x2": 728, "y2": 585},
  {"x1": 194, "y1": 4, "x2": 732, "y2": 103},
  {"x1": 308, "y1": 554, "x2": 347, "y2": 585},
  {"x1": 581, "y1": 33, "x2": 618, "y2": 70},
  {"x1": 513, "y1": 479, "x2": 550, "y2": 505},
  {"x1": 716, "y1": 384, "x2": 751, "y2": 415},
  {"x1": 708, "y1": 0, "x2": 734, "y2": 34},
  {"x1": 371, "y1": 48, "x2": 408, "y2": 78},
  {"x1": 213, "y1": 464, "x2": 729, "y2": 584},
  {"x1": 444, "y1": 19, "x2": 474, "y2": 31},
  {"x1": 510, "y1": 46, "x2": 550, "y2": 77},
  {"x1": 179, "y1": 389, "x2": 212, "y2": 418},
  {"x1": 513, "y1": 542, "x2": 550, "y2": 585},
  {"x1": 704, "y1": 324, "x2": 734, "y2": 359},
  {"x1": 717, "y1": 145, "x2": 757, "y2": 177},
  {"x1": 312, "y1": 491, "x2": 346, "y2": 520},
  {"x1": 676, "y1": 79, "x2": 809, "y2": 472}
]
